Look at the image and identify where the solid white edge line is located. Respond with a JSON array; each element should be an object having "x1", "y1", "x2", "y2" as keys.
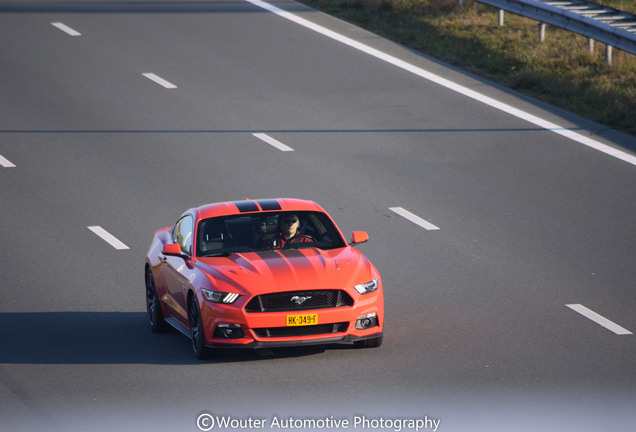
[
  {"x1": 0, "y1": 154, "x2": 16, "y2": 168},
  {"x1": 253, "y1": 133, "x2": 294, "y2": 151},
  {"x1": 566, "y1": 304, "x2": 632, "y2": 335},
  {"x1": 142, "y1": 73, "x2": 178, "y2": 89},
  {"x1": 88, "y1": 226, "x2": 130, "y2": 250},
  {"x1": 51, "y1": 22, "x2": 82, "y2": 36},
  {"x1": 245, "y1": 0, "x2": 636, "y2": 167},
  {"x1": 389, "y1": 207, "x2": 440, "y2": 231}
]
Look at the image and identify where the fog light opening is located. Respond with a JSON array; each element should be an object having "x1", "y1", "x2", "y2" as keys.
[
  {"x1": 355, "y1": 312, "x2": 378, "y2": 330},
  {"x1": 214, "y1": 323, "x2": 245, "y2": 339}
]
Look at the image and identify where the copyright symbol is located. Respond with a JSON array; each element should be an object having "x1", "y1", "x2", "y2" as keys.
[{"x1": 197, "y1": 413, "x2": 215, "y2": 431}]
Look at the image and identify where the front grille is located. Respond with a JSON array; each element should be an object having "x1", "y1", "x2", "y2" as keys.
[
  {"x1": 253, "y1": 322, "x2": 349, "y2": 338},
  {"x1": 245, "y1": 290, "x2": 353, "y2": 312}
]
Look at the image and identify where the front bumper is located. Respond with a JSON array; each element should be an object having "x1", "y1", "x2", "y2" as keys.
[{"x1": 198, "y1": 290, "x2": 383, "y2": 349}]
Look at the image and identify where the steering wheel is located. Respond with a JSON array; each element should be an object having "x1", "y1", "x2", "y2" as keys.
[{"x1": 284, "y1": 235, "x2": 315, "y2": 247}]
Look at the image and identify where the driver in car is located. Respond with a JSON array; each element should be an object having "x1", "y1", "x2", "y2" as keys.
[{"x1": 269, "y1": 214, "x2": 314, "y2": 249}]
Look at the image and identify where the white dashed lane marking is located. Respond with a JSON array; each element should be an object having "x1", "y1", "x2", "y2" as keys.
[
  {"x1": 0, "y1": 154, "x2": 16, "y2": 168},
  {"x1": 51, "y1": 22, "x2": 82, "y2": 36},
  {"x1": 566, "y1": 304, "x2": 632, "y2": 335},
  {"x1": 142, "y1": 73, "x2": 178, "y2": 89},
  {"x1": 253, "y1": 133, "x2": 294, "y2": 152},
  {"x1": 88, "y1": 226, "x2": 130, "y2": 250},
  {"x1": 389, "y1": 207, "x2": 440, "y2": 230}
]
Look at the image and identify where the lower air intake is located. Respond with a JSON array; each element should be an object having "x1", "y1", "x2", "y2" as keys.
[{"x1": 253, "y1": 322, "x2": 349, "y2": 338}]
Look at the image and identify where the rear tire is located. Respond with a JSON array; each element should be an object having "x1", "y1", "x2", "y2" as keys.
[
  {"x1": 145, "y1": 268, "x2": 169, "y2": 333},
  {"x1": 189, "y1": 296, "x2": 212, "y2": 359},
  {"x1": 354, "y1": 335, "x2": 383, "y2": 348}
]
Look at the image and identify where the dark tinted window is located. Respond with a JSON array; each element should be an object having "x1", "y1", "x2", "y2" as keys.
[{"x1": 196, "y1": 212, "x2": 346, "y2": 257}]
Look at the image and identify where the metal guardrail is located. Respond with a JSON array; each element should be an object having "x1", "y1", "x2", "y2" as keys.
[{"x1": 469, "y1": 0, "x2": 636, "y2": 61}]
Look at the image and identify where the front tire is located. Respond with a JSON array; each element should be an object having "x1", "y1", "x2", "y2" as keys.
[
  {"x1": 145, "y1": 268, "x2": 169, "y2": 333},
  {"x1": 189, "y1": 296, "x2": 212, "y2": 359}
]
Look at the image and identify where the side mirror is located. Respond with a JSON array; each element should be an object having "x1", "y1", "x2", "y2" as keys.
[
  {"x1": 351, "y1": 231, "x2": 369, "y2": 245},
  {"x1": 162, "y1": 243, "x2": 184, "y2": 257}
]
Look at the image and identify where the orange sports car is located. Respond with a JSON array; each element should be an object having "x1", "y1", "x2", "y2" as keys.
[{"x1": 144, "y1": 198, "x2": 384, "y2": 358}]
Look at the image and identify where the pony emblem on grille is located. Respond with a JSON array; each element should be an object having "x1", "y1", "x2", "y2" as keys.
[{"x1": 290, "y1": 295, "x2": 312, "y2": 305}]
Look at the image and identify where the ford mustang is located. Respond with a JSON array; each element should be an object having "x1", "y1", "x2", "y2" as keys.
[{"x1": 144, "y1": 198, "x2": 384, "y2": 358}]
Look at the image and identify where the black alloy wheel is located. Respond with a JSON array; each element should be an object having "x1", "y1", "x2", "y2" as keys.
[
  {"x1": 145, "y1": 268, "x2": 169, "y2": 333},
  {"x1": 189, "y1": 296, "x2": 211, "y2": 359}
]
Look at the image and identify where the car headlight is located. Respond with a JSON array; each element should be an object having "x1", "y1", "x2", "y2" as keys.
[
  {"x1": 354, "y1": 278, "x2": 379, "y2": 295},
  {"x1": 201, "y1": 289, "x2": 240, "y2": 304}
]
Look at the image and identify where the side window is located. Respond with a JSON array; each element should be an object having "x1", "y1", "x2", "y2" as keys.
[{"x1": 173, "y1": 215, "x2": 194, "y2": 255}]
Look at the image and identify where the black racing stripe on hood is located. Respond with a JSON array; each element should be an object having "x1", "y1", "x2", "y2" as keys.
[
  {"x1": 233, "y1": 200, "x2": 259, "y2": 213},
  {"x1": 276, "y1": 249, "x2": 320, "y2": 278},
  {"x1": 257, "y1": 199, "x2": 282, "y2": 211},
  {"x1": 277, "y1": 248, "x2": 307, "y2": 260},
  {"x1": 255, "y1": 248, "x2": 320, "y2": 289}
]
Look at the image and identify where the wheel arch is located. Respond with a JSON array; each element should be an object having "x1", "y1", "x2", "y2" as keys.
[{"x1": 187, "y1": 289, "x2": 198, "y2": 319}]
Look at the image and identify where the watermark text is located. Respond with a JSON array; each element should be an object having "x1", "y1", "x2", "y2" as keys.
[{"x1": 196, "y1": 413, "x2": 441, "y2": 432}]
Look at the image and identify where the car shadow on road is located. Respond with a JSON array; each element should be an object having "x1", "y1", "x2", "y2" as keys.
[{"x1": 0, "y1": 311, "x2": 353, "y2": 364}]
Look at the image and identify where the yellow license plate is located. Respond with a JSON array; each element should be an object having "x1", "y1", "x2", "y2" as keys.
[{"x1": 286, "y1": 313, "x2": 318, "y2": 326}]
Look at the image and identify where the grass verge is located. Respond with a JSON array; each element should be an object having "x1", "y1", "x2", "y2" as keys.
[{"x1": 297, "y1": 0, "x2": 636, "y2": 137}]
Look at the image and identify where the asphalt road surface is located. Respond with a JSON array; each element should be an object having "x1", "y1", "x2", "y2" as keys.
[{"x1": 1, "y1": 1, "x2": 636, "y2": 431}]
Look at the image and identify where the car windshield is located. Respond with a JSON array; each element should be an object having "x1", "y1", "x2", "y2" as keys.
[{"x1": 196, "y1": 211, "x2": 347, "y2": 257}]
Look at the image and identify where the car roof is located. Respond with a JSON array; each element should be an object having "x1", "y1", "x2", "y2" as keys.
[{"x1": 191, "y1": 198, "x2": 326, "y2": 220}]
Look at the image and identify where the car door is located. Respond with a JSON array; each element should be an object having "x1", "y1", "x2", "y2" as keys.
[{"x1": 162, "y1": 215, "x2": 194, "y2": 327}]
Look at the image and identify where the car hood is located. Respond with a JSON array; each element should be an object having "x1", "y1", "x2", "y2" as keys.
[{"x1": 195, "y1": 247, "x2": 376, "y2": 294}]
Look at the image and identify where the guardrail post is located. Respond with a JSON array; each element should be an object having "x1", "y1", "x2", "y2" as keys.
[
  {"x1": 457, "y1": 0, "x2": 462, "y2": 8},
  {"x1": 606, "y1": 45, "x2": 613, "y2": 66},
  {"x1": 472, "y1": 0, "x2": 636, "y2": 57},
  {"x1": 538, "y1": 23, "x2": 546, "y2": 42},
  {"x1": 588, "y1": 39, "x2": 594, "y2": 54}
]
